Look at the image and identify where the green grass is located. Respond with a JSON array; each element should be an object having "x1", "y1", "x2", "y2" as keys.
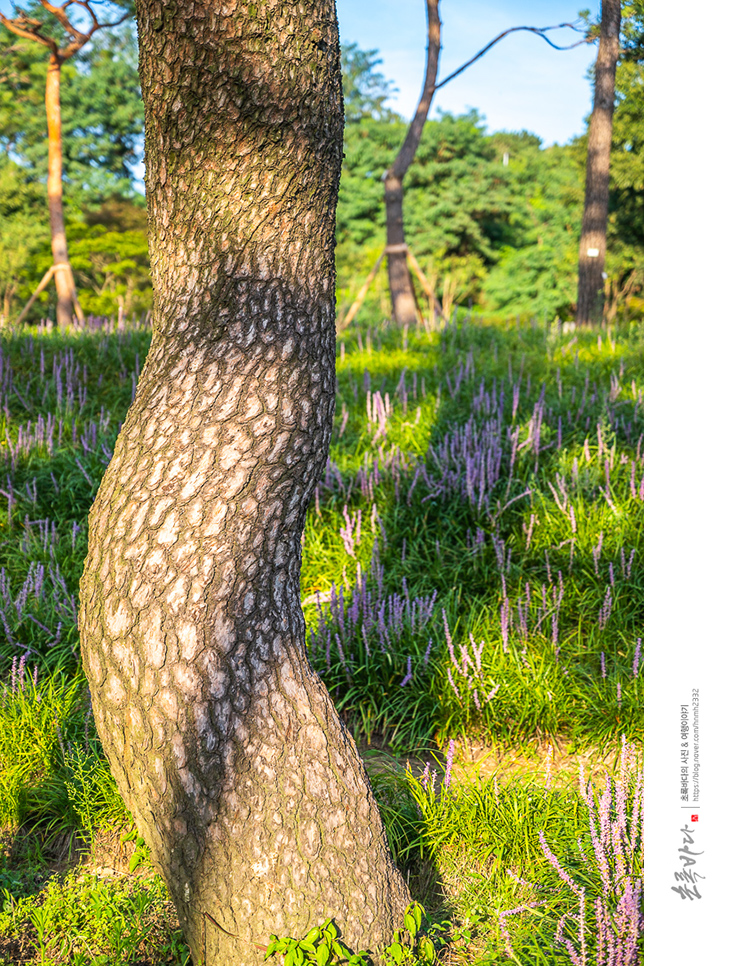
[{"x1": 0, "y1": 310, "x2": 643, "y2": 963}]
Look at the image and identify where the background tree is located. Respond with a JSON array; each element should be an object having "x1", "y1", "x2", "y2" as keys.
[
  {"x1": 383, "y1": 0, "x2": 441, "y2": 327},
  {"x1": 78, "y1": 2, "x2": 410, "y2": 963},
  {"x1": 603, "y1": 0, "x2": 643, "y2": 322},
  {"x1": 341, "y1": 41, "x2": 398, "y2": 125},
  {"x1": 369, "y1": 1, "x2": 595, "y2": 327},
  {"x1": 0, "y1": 0, "x2": 135, "y2": 326},
  {"x1": 575, "y1": 0, "x2": 621, "y2": 325}
]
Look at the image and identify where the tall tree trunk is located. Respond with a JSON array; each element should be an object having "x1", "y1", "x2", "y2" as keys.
[
  {"x1": 45, "y1": 52, "x2": 77, "y2": 328},
  {"x1": 385, "y1": 0, "x2": 441, "y2": 326},
  {"x1": 78, "y1": 3, "x2": 410, "y2": 963},
  {"x1": 575, "y1": 0, "x2": 621, "y2": 326}
]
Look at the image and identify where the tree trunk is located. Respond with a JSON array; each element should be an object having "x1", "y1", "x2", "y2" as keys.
[
  {"x1": 575, "y1": 0, "x2": 621, "y2": 326},
  {"x1": 385, "y1": 0, "x2": 441, "y2": 326},
  {"x1": 78, "y1": 3, "x2": 410, "y2": 963},
  {"x1": 45, "y1": 52, "x2": 77, "y2": 328}
]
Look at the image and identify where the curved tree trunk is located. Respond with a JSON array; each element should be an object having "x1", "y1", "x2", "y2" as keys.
[
  {"x1": 385, "y1": 0, "x2": 441, "y2": 326},
  {"x1": 576, "y1": 0, "x2": 621, "y2": 326},
  {"x1": 46, "y1": 52, "x2": 78, "y2": 328},
  {"x1": 78, "y1": 3, "x2": 410, "y2": 963}
]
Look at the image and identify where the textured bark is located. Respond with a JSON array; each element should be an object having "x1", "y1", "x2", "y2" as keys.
[
  {"x1": 78, "y1": 2, "x2": 410, "y2": 963},
  {"x1": 576, "y1": 0, "x2": 621, "y2": 326},
  {"x1": 385, "y1": 0, "x2": 441, "y2": 326},
  {"x1": 45, "y1": 53, "x2": 76, "y2": 328}
]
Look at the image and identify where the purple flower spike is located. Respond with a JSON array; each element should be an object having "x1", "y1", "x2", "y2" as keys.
[
  {"x1": 443, "y1": 739, "x2": 455, "y2": 790},
  {"x1": 632, "y1": 639, "x2": 642, "y2": 677},
  {"x1": 399, "y1": 656, "x2": 413, "y2": 687}
]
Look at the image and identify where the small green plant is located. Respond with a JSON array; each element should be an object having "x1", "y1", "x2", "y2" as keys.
[
  {"x1": 264, "y1": 904, "x2": 444, "y2": 966},
  {"x1": 382, "y1": 902, "x2": 444, "y2": 965},
  {"x1": 120, "y1": 828, "x2": 152, "y2": 873},
  {"x1": 265, "y1": 919, "x2": 367, "y2": 966}
]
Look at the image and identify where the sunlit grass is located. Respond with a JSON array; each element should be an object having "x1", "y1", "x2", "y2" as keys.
[{"x1": 0, "y1": 310, "x2": 643, "y2": 963}]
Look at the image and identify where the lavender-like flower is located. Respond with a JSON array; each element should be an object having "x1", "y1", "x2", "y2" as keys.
[
  {"x1": 538, "y1": 830, "x2": 581, "y2": 895},
  {"x1": 399, "y1": 656, "x2": 413, "y2": 687},
  {"x1": 632, "y1": 639, "x2": 642, "y2": 678},
  {"x1": 443, "y1": 739, "x2": 455, "y2": 790}
]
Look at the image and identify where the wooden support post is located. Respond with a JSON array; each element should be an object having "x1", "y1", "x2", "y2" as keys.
[
  {"x1": 15, "y1": 263, "x2": 64, "y2": 326},
  {"x1": 340, "y1": 248, "x2": 386, "y2": 331},
  {"x1": 406, "y1": 248, "x2": 444, "y2": 323}
]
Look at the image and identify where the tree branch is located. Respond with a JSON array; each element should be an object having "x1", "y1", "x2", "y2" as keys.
[
  {"x1": 75, "y1": 1, "x2": 101, "y2": 30},
  {"x1": 0, "y1": 12, "x2": 58, "y2": 53},
  {"x1": 388, "y1": 0, "x2": 441, "y2": 181},
  {"x1": 39, "y1": 0, "x2": 87, "y2": 42},
  {"x1": 435, "y1": 21, "x2": 595, "y2": 91}
]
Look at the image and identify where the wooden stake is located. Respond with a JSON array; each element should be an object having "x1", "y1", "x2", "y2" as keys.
[
  {"x1": 340, "y1": 248, "x2": 386, "y2": 331},
  {"x1": 15, "y1": 262, "x2": 65, "y2": 326},
  {"x1": 15, "y1": 261, "x2": 85, "y2": 327},
  {"x1": 406, "y1": 249, "x2": 444, "y2": 321}
]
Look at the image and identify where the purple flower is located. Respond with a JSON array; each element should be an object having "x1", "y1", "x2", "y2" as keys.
[
  {"x1": 632, "y1": 639, "x2": 642, "y2": 678},
  {"x1": 399, "y1": 656, "x2": 413, "y2": 687},
  {"x1": 443, "y1": 739, "x2": 455, "y2": 790}
]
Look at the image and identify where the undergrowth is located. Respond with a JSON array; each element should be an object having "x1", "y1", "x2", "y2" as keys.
[{"x1": 0, "y1": 310, "x2": 643, "y2": 964}]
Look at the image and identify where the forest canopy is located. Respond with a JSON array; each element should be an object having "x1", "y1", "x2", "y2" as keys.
[{"x1": 0, "y1": 3, "x2": 643, "y2": 323}]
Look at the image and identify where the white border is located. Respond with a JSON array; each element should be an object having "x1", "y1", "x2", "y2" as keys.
[{"x1": 645, "y1": 1, "x2": 730, "y2": 962}]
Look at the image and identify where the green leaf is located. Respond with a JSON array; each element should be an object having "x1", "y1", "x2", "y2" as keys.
[
  {"x1": 385, "y1": 942, "x2": 405, "y2": 964},
  {"x1": 265, "y1": 939, "x2": 280, "y2": 960},
  {"x1": 403, "y1": 913, "x2": 416, "y2": 939},
  {"x1": 418, "y1": 937, "x2": 436, "y2": 964},
  {"x1": 284, "y1": 947, "x2": 305, "y2": 966},
  {"x1": 408, "y1": 902, "x2": 423, "y2": 932},
  {"x1": 316, "y1": 942, "x2": 332, "y2": 966}
]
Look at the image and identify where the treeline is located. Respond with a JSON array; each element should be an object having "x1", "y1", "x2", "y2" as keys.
[{"x1": 0, "y1": 6, "x2": 643, "y2": 324}]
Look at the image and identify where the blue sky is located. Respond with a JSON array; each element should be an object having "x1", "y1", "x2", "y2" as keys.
[{"x1": 337, "y1": 0, "x2": 598, "y2": 146}]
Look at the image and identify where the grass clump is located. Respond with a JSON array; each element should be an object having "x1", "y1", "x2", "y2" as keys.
[{"x1": 0, "y1": 869, "x2": 188, "y2": 965}]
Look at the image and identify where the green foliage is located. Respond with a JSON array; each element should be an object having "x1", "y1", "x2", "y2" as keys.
[
  {"x1": 0, "y1": 668, "x2": 83, "y2": 829},
  {"x1": 336, "y1": 111, "x2": 635, "y2": 322},
  {"x1": 67, "y1": 217, "x2": 152, "y2": 317},
  {"x1": 396, "y1": 742, "x2": 643, "y2": 964},
  {"x1": 266, "y1": 919, "x2": 367, "y2": 966},
  {"x1": 0, "y1": 870, "x2": 188, "y2": 965},
  {"x1": 0, "y1": 5, "x2": 145, "y2": 322},
  {"x1": 0, "y1": 11, "x2": 143, "y2": 200},
  {"x1": 119, "y1": 829, "x2": 151, "y2": 873},
  {"x1": 0, "y1": 157, "x2": 49, "y2": 320},
  {"x1": 265, "y1": 904, "x2": 444, "y2": 966},
  {"x1": 63, "y1": 748, "x2": 130, "y2": 841},
  {"x1": 341, "y1": 42, "x2": 398, "y2": 126},
  {"x1": 381, "y1": 902, "x2": 446, "y2": 965}
]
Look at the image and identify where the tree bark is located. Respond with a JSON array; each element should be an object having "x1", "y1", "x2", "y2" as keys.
[
  {"x1": 45, "y1": 51, "x2": 78, "y2": 328},
  {"x1": 575, "y1": 0, "x2": 621, "y2": 326},
  {"x1": 78, "y1": 2, "x2": 410, "y2": 963},
  {"x1": 385, "y1": 0, "x2": 441, "y2": 326}
]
